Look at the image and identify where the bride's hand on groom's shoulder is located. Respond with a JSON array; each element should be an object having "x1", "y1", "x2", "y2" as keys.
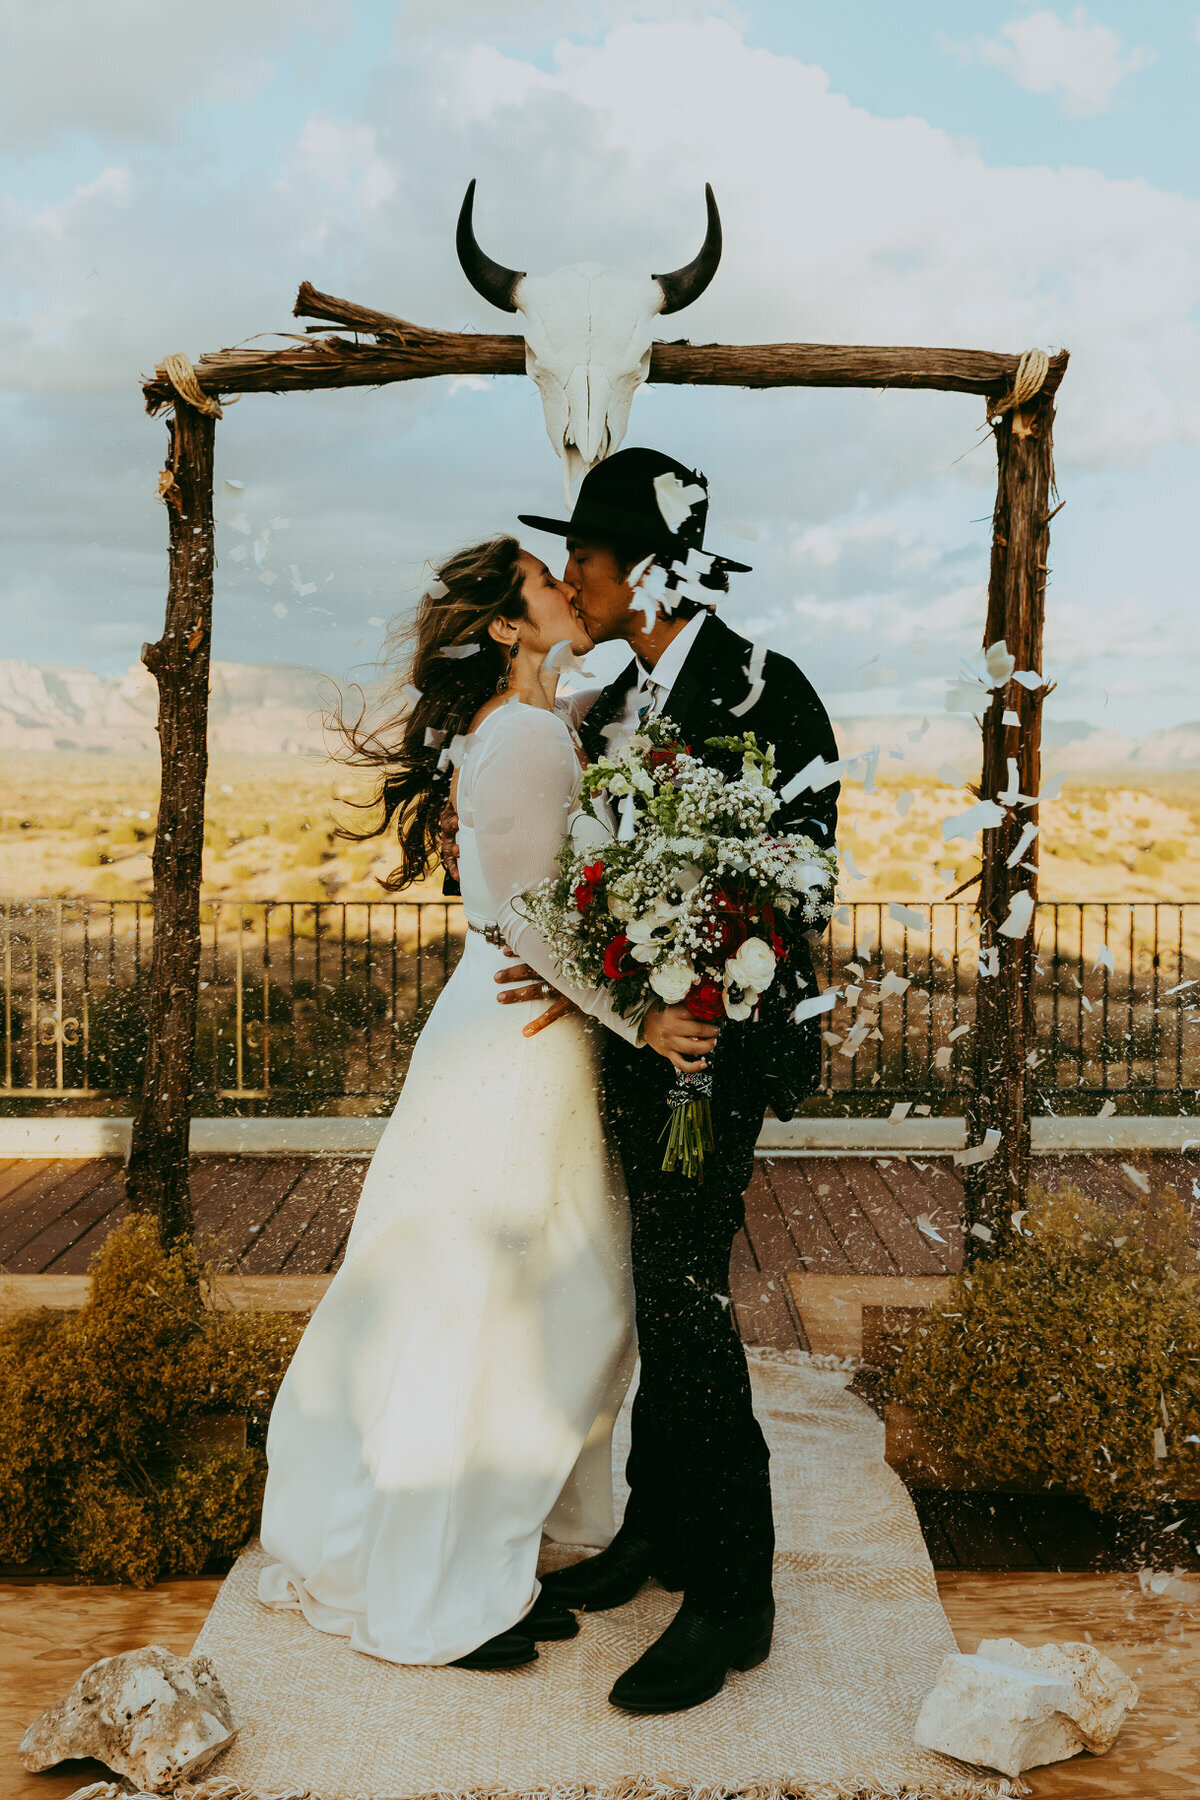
[{"x1": 641, "y1": 1003, "x2": 720, "y2": 1073}]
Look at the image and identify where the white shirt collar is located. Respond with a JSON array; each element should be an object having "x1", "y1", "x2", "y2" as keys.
[{"x1": 635, "y1": 609, "x2": 708, "y2": 700}]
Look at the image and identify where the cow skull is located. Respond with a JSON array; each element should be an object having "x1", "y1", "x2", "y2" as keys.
[{"x1": 457, "y1": 181, "x2": 722, "y2": 495}]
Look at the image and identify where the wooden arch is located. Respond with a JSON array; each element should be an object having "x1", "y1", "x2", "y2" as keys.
[{"x1": 131, "y1": 281, "x2": 1068, "y2": 1248}]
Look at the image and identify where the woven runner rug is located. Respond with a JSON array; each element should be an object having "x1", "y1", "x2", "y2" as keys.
[{"x1": 190, "y1": 1350, "x2": 1019, "y2": 1800}]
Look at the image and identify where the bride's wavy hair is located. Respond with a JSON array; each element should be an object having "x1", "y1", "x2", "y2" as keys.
[{"x1": 334, "y1": 535, "x2": 528, "y2": 890}]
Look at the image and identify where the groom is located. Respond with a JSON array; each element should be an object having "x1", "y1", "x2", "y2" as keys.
[{"x1": 494, "y1": 447, "x2": 840, "y2": 1714}]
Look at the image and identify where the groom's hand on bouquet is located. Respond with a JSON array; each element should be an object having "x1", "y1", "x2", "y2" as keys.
[
  {"x1": 494, "y1": 950, "x2": 577, "y2": 1037},
  {"x1": 641, "y1": 1003, "x2": 719, "y2": 1073}
]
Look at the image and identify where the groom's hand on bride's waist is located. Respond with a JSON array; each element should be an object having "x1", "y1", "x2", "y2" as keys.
[{"x1": 494, "y1": 951, "x2": 577, "y2": 1037}]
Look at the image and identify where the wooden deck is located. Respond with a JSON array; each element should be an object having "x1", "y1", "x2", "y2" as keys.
[
  {"x1": 1, "y1": 1146, "x2": 1194, "y2": 1349},
  {"x1": 1, "y1": 1570, "x2": 1195, "y2": 1800},
  {"x1": 2, "y1": 1149, "x2": 1198, "y2": 1575}
]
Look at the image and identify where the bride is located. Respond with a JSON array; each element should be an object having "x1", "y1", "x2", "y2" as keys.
[{"x1": 256, "y1": 535, "x2": 712, "y2": 1670}]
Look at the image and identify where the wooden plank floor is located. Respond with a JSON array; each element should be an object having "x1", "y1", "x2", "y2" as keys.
[{"x1": 0, "y1": 1570, "x2": 1195, "y2": 1800}]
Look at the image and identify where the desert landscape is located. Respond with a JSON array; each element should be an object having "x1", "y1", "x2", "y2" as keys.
[{"x1": 1, "y1": 656, "x2": 1198, "y2": 906}]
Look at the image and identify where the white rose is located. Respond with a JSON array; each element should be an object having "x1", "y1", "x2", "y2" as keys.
[
  {"x1": 649, "y1": 960, "x2": 696, "y2": 1004},
  {"x1": 726, "y1": 935, "x2": 776, "y2": 992}
]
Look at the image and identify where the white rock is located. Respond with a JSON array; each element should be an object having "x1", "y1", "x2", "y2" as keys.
[
  {"x1": 976, "y1": 1637, "x2": 1139, "y2": 1754},
  {"x1": 19, "y1": 1644, "x2": 237, "y2": 1793},
  {"x1": 915, "y1": 1638, "x2": 1138, "y2": 1778}
]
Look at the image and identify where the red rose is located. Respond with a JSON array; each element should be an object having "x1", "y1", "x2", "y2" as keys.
[
  {"x1": 704, "y1": 911, "x2": 748, "y2": 956},
  {"x1": 603, "y1": 933, "x2": 633, "y2": 980},
  {"x1": 647, "y1": 748, "x2": 680, "y2": 777},
  {"x1": 685, "y1": 979, "x2": 725, "y2": 1022}
]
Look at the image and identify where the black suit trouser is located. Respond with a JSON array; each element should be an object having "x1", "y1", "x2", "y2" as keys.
[{"x1": 601, "y1": 1025, "x2": 774, "y2": 1623}]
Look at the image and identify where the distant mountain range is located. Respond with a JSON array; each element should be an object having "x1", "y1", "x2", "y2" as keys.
[{"x1": 1, "y1": 658, "x2": 1198, "y2": 771}]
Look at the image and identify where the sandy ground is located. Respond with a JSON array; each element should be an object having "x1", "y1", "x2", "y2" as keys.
[{"x1": 2, "y1": 752, "x2": 1199, "y2": 905}]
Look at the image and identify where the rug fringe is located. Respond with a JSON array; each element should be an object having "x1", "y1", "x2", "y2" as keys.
[{"x1": 58, "y1": 1770, "x2": 1028, "y2": 1800}]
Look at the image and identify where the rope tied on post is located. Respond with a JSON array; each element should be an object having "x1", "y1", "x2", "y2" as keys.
[
  {"x1": 156, "y1": 352, "x2": 227, "y2": 418},
  {"x1": 987, "y1": 347, "x2": 1050, "y2": 423}
]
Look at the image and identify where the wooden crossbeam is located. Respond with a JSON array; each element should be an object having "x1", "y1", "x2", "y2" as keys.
[{"x1": 141, "y1": 280, "x2": 1069, "y2": 412}]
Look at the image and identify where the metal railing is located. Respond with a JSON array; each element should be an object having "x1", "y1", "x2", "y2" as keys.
[{"x1": 2, "y1": 898, "x2": 1199, "y2": 1112}]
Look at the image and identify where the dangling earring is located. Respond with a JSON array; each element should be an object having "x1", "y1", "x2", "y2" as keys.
[{"x1": 496, "y1": 640, "x2": 519, "y2": 693}]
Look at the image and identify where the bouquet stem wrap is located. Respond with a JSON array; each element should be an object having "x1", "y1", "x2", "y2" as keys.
[{"x1": 661, "y1": 1067, "x2": 715, "y2": 1179}]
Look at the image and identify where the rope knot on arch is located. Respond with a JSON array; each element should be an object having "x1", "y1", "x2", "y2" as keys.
[{"x1": 987, "y1": 347, "x2": 1050, "y2": 423}]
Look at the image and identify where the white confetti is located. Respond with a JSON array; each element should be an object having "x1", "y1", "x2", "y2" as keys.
[
  {"x1": 906, "y1": 719, "x2": 931, "y2": 742},
  {"x1": 985, "y1": 639, "x2": 1016, "y2": 685},
  {"x1": 1093, "y1": 944, "x2": 1115, "y2": 975},
  {"x1": 889, "y1": 1102, "x2": 912, "y2": 1122},
  {"x1": 1121, "y1": 1163, "x2": 1150, "y2": 1194},
  {"x1": 1154, "y1": 1427, "x2": 1168, "y2": 1461},
  {"x1": 948, "y1": 1024, "x2": 971, "y2": 1041},
  {"x1": 425, "y1": 577, "x2": 449, "y2": 600},
  {"x1": 1164, "y1": 979, "x2": 1199, "y2": 997},
  {"x1": 1098, "y1": 1099, "x2": 1117, "y2": 1117},
  {"x1": 998, "y1": 757, "x2": 1021, "y2": 804},
  {"x1": 954, "y1": 1128, "x2": 1002, "y2": 1167},
  {"x1": 226, "y1": 512, "x2": 251, "y2": 535},
  {"x1": 424, "y1": 728, "x2": 446, "y2": 748},
  {"x1": 840, "y1": 843, "x2": 866, "y2": 881},
  {"x1": 730, "y1": 639, "x2": 767, "y2": 718},
  {"x1": 1011, "y1": 1210, "x2": 1028, "y2": 1234},
  {"x1": 723, "y1": 519, "x2": 759, "y2": 541},
  {"x1": 917, "y1": 1213, "x2": 947, "y2": 1243},
  {"x1": 1138, "y1": 1568, "x2": 1199, "y2": 1599},
  {"x1": 653, "y1": 471, "x2": 706, "y2": 532},
  {"x1": 368, "y1": 615, "x2": 385, "y2": 628},
  {"x1": 223, "y1": 478, "x2": 245, "y2": 493},
  {"x1": 259, "y1": 569, "x2": 278, "y2": 586},
  {"x1": 271, "y1": 601, "x2": 287, "y2": 619},
  {"x1": 933, "y1": 1046, "x2": 953, "y2": 1071},
  {"x1": 859, "y1": 664, "x2": 900, "y2": 690},
  {"x1": 1006, "y1": 822, "x2": 1040, "y2": 868},
  {"x1": 937, "y1": 763, "x2": 965, "y2": 785},
  {"x1": 969, "y1": 1222, "x2": 994, "y2": 1242},
  {"x1": 441, "y1": 644, "x2": 480, "y2": 659},
  {"x1": 998, "y1": 890, "x2": 1035, "y2": 938},
  {"x1": 942, "y1": 799, "x2": 1006, "y2": 841},
  {"x1": 1002, "y1": 709, "x2": 1020, "y2": 726},
  {"x1": 793, "y1": 989, "x2": 839, "y2": 1023},
  {"x1": 1011, "y1": 669, "x2": 1045, "y2": 689},
  {"x1": 894, "y1": 790, "x2": 913, "y2": 816},
  {"x1": 399, "y1": 683, "x2": 422, "y2": 712},
  {"x1": 888, "y1": 903, "x2": 929, "y2": 932},
  {"x1": 879, "y1": 971, "x2": 912, "y2": 997},
  {"x1": 1028, "y1": 771, "x2": 1066, "y2": 804},
  {"x1": 228, "y1": 544, "x2": 246, "y2": 562}
]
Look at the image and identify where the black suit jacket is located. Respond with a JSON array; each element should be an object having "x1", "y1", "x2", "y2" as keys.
[{"x1": 580, "y1": 613, "x2": 839, "y2": 1121}]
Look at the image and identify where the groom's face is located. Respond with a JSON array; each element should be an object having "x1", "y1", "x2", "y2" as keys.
[{"x1": 563, "y1": 538, "x2": 642, "y2": 645}]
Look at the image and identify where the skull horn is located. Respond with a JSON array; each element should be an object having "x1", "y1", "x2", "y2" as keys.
[
  {"x1": 653, "y1": 183, "x2": 722, "y2": 315},
  {"x1": 456, "y1": 179, "x2": 525, "y2": 314}
]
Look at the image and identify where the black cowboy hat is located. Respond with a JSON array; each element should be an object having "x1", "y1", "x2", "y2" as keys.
[{"x1": 518, "y1": 447, "x2": 752, "y2": 575}]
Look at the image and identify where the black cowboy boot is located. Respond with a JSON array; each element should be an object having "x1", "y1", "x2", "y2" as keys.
[
  {"x1": 539, "y1": 1526, "x2": 683, "y2": 1612},
  {"x1": 608, "y1": 1598, "x2": 774, "y2": 1713}
]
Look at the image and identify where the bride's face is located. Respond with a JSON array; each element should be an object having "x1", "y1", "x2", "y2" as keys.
[{"x1": 516, "y1": 551, "x2": 594, "y2": 656}]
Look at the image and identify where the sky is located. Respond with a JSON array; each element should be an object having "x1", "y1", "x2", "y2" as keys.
[{"x1": 3, "y1": 0, "x2": 1199, "y2": 738}]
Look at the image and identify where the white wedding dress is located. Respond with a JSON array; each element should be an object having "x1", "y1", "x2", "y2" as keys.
[{"x1": 257, "y1": 700, "x2": 638, "y2": 1665}]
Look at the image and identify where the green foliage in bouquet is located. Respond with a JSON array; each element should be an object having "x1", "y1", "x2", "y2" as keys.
[
  {"x1": 0, "y1": 1217, "x2": 303, "y2": 1584},
  {"x1": 890, "y1": 1184, "x2": 1200, "y2": 1510}
]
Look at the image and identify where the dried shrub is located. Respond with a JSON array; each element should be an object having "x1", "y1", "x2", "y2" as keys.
[
  {"x1": 891, "y1": 1184, "x2": 1200, "y2": 1510},
  {"x1": 0, "y1": 1217, "x2": 302, "y2": 1583}
]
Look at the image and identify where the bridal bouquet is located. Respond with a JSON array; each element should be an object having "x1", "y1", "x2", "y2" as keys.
[{"x1": 521, "y1": 716, "x2": 838, "y2": 1178}]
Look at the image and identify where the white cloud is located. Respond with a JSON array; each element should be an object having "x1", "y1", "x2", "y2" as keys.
[
  {"x1": 0, "y1": 0, "x2": 345, "y2": 147},
  {"x1": 968, "y1": 8, "x2": 1154, "y2": 118},
  {"x1": 2, "y1": 14, "x2": 1198, "y2": 736}
]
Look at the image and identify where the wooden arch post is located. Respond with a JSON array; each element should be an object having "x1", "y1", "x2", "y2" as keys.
[{"x1": 132, "y1": 296, "x2": 1066, "y2": 1244}]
